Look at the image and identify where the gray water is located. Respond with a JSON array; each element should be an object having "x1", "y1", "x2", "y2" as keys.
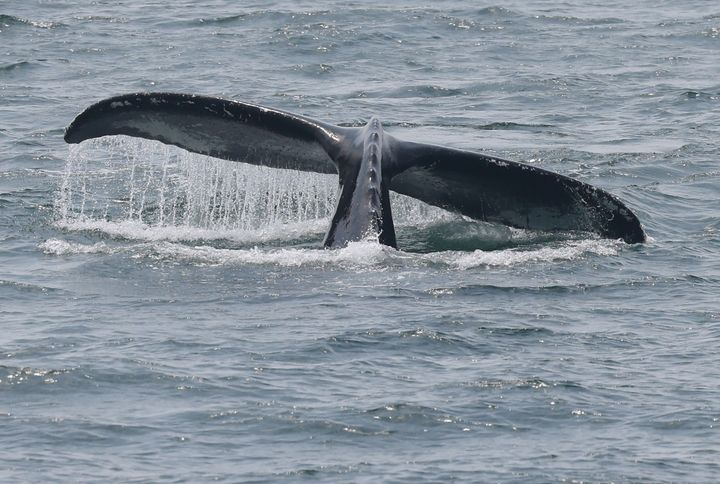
[{"x1": 2, "y1": 1, "x2": 720, "y2": 482}]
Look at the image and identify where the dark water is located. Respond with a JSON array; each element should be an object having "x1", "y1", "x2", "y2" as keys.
[{"x1": 2, "y1": 1, "x2": 720, "y2": 481}]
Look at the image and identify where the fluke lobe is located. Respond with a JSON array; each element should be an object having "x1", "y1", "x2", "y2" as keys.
[{"x1": 64, "y1": 93, "x2": 646, "y2": 248}]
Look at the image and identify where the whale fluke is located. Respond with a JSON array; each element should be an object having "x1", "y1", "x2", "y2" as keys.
[
  {"x1": 64, "y1": 92, "x2": 646, "y2": 247},
  {"x1": 64, "y1": 93, "x2": 344, "y2": 174}
]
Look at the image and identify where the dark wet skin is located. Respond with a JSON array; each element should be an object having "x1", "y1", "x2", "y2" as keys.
[
  {"x1": 323, "y1": 117, "x2": 396, "y2": 248},
  {"x1": 64, "y1": 93, "x2": 645, "y2": 248}
]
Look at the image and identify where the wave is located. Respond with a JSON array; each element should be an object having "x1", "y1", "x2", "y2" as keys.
[
  {"x1": 0, "y1": 279, "x2": 65, "y2": 294},
  {"x1": 475, "y1": 121, "x2": 556, "y2": 131},
  {"x1": 40, "y1": 232, "x2": 619, "y2": 270},
  {"x1": 51, "y1": 134, "x2": 621, "y2": 269},
  {"x1": 0, "y1": 365, "x2": 76, "y2": 386},
  {"x1": 0, "y1": 61, "x2": 33, "y2": 72},
  {"x1": 0, "y1": 14, "x2": 63, "y2": 29},
  {"x1": 53, "y1": 218, "x2": 328, "y2": 245},
  {"x1": 532, "y1": 14, "x2": 624, "y2": 25},
  {"x1": 681, "y1": 90, "x2": 719, "y2": 101},
  {"x1": 354, "y1": 85, "x2": 468, "y2": 99},
  {"x1": 378, "y1": 121, "x2": 557, "y2": 132}
]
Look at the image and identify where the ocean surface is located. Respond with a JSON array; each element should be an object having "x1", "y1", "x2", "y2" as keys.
[{"x1": 2, "y1": 1, "x2": 719, "y2": 481}]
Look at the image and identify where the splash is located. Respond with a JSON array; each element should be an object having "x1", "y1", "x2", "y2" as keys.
[
  {"x1": 56, "y1": 137, "x2": 450, "y2": 243},
  {"x1": 39, "y1": 237, "x2": 619, "y2": 270},
  {"x1": 58, "y1": 137, "x2": 338, "y2": 234},
  {"x1": 52, "y1": 137, "x2": 620, "y2": 268}
]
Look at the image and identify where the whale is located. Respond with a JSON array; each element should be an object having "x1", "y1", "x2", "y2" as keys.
[{"x1": 64, "y1": 93, "x2": 646, "y2": 248}]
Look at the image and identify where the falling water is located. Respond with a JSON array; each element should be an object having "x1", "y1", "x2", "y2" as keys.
[{"x1": 56, "y1": 137, "x2": 451, "y2": 243}]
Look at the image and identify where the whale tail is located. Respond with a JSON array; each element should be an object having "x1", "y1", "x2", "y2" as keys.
[{"x1": 64, "y1": 92, "x2": 645, "y2": 246}]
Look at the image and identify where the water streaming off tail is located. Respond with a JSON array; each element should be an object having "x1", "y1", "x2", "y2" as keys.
[{"x1": 56, "y1": 137, "x2": 451, "y2": 242}]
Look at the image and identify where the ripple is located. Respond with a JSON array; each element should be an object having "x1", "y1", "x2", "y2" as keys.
[
  {"x1": 0, "y1": 61, "x2": 34, "y2": 72},
  {"x1": 3, "y1": 2, "x2": 720, "y2": 482},
  {"x1": 459, "y1": 377, "x2": 584, "y2": 391},
  {"x1": 476, "y1": 326, "x2": 556, "y2": 337},
  {"x1": 0, "y1": 14, "x2": 63, "y2": 29},
  {"x1": 475, "y1": 121, "x2": 556, "y2": 131},
  {"x1": 681, "y1": 90, "x2": 719, "y2": 101},
  {"x1": 0, "y1": 279, "x2": 64, "y2": 294},
  {"x1": 533, "y1": 14, "x2": 624, "y2": 25},
  {"x1": 475, "y1": 6, "x2": 519, "y2": 17},
  {"x1": 316, "y1": 328, "x2": 477, "y2": 355},
  {"x1": 197, "y1": 14, "x2": 249, "y2": 25},
  {"x1": 366, "y1": 403, "x2": 466, "y2": 427},
  {"x1": 0, "y1": 366, "x2": 76, "y2": 386},
  {"x1": 365, "y1": 85, "x2": 469, "y2": 98}
]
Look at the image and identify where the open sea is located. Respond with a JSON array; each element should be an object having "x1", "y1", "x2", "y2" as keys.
[{"x1": 2, "y1": 1, "x2": 719, "y2": 481}]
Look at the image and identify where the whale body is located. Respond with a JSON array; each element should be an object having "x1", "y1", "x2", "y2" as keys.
[{"x1": 64, "y1": 93, "x2": 646, "y2": 248}]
